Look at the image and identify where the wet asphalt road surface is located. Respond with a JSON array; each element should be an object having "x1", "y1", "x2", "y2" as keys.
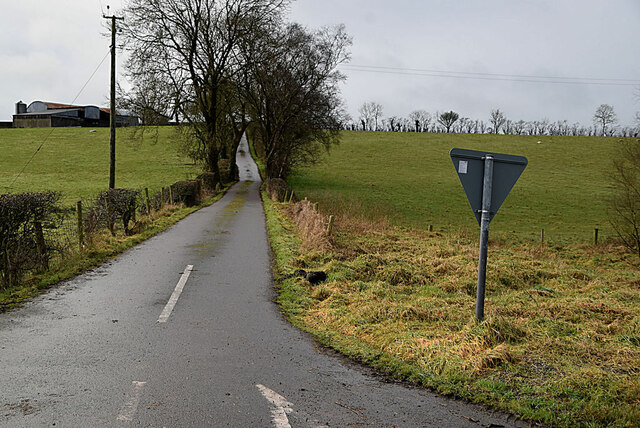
[{"x1": 0, "y1": 136, "x2": 529, "y2": 427}]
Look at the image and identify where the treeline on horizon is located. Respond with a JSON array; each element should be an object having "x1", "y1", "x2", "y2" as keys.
[{"x1": 342, "y1": 102, "x2": 640, "y2": 137}]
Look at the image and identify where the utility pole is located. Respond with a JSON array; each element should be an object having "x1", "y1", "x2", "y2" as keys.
[{"x1": 104, "y1": 6, "x2": 123, "y2": 189}]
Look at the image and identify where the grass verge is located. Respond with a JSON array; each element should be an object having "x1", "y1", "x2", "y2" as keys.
[{"x1": 264, "y1": 194, "x2": 640, "y2": 427}]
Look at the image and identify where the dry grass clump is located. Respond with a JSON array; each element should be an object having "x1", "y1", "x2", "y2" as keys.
[{"x1": 282, "y1": 199, "x2": 332, "y2": 251}]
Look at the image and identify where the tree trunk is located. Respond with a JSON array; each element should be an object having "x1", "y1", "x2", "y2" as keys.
[{"x1": 207, "y1": 146, "x2": 222, "y2": 186}]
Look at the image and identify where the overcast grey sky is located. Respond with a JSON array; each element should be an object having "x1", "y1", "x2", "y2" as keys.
[{"x1": 1, "y1": 0, "x2": 639, "y2": 127}]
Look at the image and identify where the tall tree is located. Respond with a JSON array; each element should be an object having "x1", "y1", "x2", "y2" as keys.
[
  {"x1": 358, "y1": 101, "x2": 383, "y2": 131},
  {"x1": 121, "y1": 0, "x2": 288, "y2": 184},
  {"x1": 244, "y1": 23, "x2": 351, "y2": 178},
  {"x1": 117, "y1": 80, "x2": 172, "y2": 126},
  {"x1": 408, "y1": 110, "x2": 430, "y2": 132},
  {"x1": 437, "y1": 110, "x2": 459, "y2": 133},
  {"x1": 593, "y1": 104, "x2": 617, "y2": 136},
  {"x1": 489, "y1": 109, "x2": 507, "y2": 134},
  {"x1": 513, "y1": 120, "x2": 526, "y2": 135}
]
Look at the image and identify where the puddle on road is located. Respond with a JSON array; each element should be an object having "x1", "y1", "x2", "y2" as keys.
[{"x1": 185, "y1": 240, "x2": 221, "y2": 256}]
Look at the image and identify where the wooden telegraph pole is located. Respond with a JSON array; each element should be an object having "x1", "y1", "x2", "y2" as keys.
[{"x1": 104, "y1": 6, "x2": 123, "y2": 189}]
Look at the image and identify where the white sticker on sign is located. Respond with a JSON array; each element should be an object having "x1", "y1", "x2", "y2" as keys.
[{"x1": 458, "y1": 160, "x2": 468, "y2": 174}]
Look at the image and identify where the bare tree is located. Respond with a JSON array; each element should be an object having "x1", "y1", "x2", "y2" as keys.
[
  {"x1": 489, "y1": 109, "x2": 506, "y2": 134},
  {"x1": 513, "y1": 120, "x2": 526, "y2": 135},
  {"x1": 609, "y1": 139, "x2": 640, "y2": 258},
  {"x1": 122, "y1": 0, "x2": 289, "y2": 184},
  {"x1": 388, "y1": 116, "x2": 402, "y2": 132},
  {"x1": 408, "y1": 110, "x2": 430, "y2": 132},
  {"x1": 117, "y1": 80, "x2": 172, "y2": 126},
  {"x1": 437, "y1": 110, "x2": 459, "y2": 133},
  {"x1": 359, "y1": 101, "x2": 383, "y2": 131},
  {"x1": 538, "y1": 119, "x2": 550, "y2": 135},
  {"x1": 593, "y1": 104, "x2": 617, "y2": 136},
  {"x1": 503, "y1": 119, "x2": 513, "y2": 135},
  {"x1": 570, "y1": 122, "x2": 581, "y2": 136},
  {"x1": 557, "y1": 120, "x2": 569, "y2": 136},
  {"x1": 244, "y1": 23, "x2": 351, "y2": 178},
  {"x1": 357, "y1": 103, "x2": 372, "y2": 130},
  {"x1": 459, "y1": 117, "x2": 473, "y2": 133}
]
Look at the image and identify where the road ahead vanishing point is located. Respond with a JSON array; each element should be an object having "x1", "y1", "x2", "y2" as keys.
[{"x1": 0, "y1": 136, "x2": 527, "y2": 427}]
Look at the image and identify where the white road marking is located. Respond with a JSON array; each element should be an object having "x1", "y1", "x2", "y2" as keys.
[
  {"x1": 117, "y1": 381, "x2": 147, "y2": 421},
  {"x1": 157, "y1": 265, "x2": 194, "y2": 323},
  {"x1": 256, "y1": 384, "x2": 293, "y2": 428}
]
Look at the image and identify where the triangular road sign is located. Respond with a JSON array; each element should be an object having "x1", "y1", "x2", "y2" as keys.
[{"x1": 450, "y1": 148, "x2": 527, "y2": 225}]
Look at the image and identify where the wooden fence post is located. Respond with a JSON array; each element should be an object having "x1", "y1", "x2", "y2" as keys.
[
  {"x1": 541, "y1": 229, "x2": 545, "y2": 245},
  {"x1": 106, "y1": 195, "x2": 114, "y2": 236},
  {"x1": 144, "y1": 188, "x2": 150, "y2": 215},
  {"x1": 326, "y1": 215, "x2": 335, "y2": 236},
  {"x1": 33, "y1": 221, "x2": 48, "y2": 271},
  {"x1": 76, "y1": 201, "x2": 84, "y2": 250},
  {"x1": 169, "y1": 186, "x2": 174, "y2": 205},
  {"x1": 594, "y1": 228, "x2": 599, "y2": 246}
]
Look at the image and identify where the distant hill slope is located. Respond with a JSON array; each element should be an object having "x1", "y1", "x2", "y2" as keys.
[{"x1": 289, "y1": 131, "x2": 622, "y2": 243}]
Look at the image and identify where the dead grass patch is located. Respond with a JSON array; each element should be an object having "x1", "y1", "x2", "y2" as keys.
[{"x1": 282, "y1": 199, "x2": 332, "y2": 252}]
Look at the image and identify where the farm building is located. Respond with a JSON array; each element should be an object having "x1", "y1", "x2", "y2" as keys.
[{"x1": 12, "y1": 101, "x2": 138, "y2": 128}]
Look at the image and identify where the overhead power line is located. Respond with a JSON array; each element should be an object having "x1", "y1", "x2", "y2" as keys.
[{"x1": 340, "y1": 64, "x2": 640, "y2": 87}]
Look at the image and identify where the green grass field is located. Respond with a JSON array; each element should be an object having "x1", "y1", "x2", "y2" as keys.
[
  {"x1": 0, "y1": 127, "x2": 199, "y2": 204},
  {"x1": 263, "y1": 131, "x2": 640, "y2": 426},
  {"x1": 289, "y1": 131, "x2": 623, "y2": 243}
]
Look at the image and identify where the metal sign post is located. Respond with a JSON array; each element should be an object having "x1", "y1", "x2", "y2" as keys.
[
  {"x1": 450, "y1": 148, "x2": 527, "y2": 321},
  {"x1": 476, "y1": 155, "x2": 493, "y2": 321}
]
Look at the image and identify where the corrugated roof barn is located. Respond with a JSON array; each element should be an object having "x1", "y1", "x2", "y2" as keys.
[{"x1": 12, "y1": 101, "x2": 138, "y2": 128}]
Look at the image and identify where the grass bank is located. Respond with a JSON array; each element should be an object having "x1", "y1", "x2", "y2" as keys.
[
  {"x1": 288, "y1": 131, "x2": 624, "y2": 244},
  {"x1": 264, "y1": 195, "x2": 640, "y2": 427},
  {"x1": 0, "y1": 127, "x2": 198, "y2": 205}
]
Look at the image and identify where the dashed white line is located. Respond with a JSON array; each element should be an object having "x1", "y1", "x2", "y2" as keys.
[
  {"x1": 256, "y1": 384, "x2": 293, "y2": 428},
  {"x1": 157, "y1": 265, "x2": 193, "y2": 323},
  {"x1": 117, "y1": 381, "x2": 147, "y2": 421}
]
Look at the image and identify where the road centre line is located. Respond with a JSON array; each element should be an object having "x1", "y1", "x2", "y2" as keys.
[
  {"x1": 256, "y1": 384, "x2": 293, "y2": 428},
  {"x1": 157, "y1": 265, "x2": 194, "y2": 323},
  {"x1": 117, "y1": 381, "x2": 147, "y2": 421}
]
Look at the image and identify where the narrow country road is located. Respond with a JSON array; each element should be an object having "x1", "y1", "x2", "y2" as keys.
[{"x1": 0, "y1": 136, "x2": 527, "y2": 427}]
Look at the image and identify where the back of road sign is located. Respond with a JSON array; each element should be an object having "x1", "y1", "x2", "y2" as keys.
[{"x1": 450, "y1": 148, "x2": 527, "y2": 225}]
